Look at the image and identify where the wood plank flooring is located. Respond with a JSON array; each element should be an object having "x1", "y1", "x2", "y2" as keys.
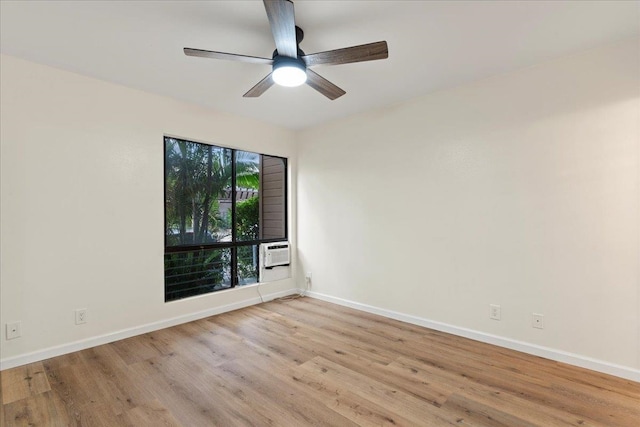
[{"x1": 1, "y1": 297, "x2": 639, "y2": 426}]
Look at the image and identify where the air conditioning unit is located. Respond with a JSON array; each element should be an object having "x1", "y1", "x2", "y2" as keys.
[{"x1": 262, "y1": 241, "x2": 290, "y2": 269}]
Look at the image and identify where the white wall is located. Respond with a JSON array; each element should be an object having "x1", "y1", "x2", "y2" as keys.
[
  {"x1": 0, "y1": 55, "x2": 297, "y2": 366},
  {"x1": 297, "y1": 39, "x2": 640, "y2": 375}
]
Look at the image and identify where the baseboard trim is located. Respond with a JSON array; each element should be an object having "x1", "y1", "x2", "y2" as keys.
[
  {"x1": 305, "y1": 290, "x2": 640, "y2": 383},
  {"x1": 0, "y1": 287, "x2": 299, "y2": 371}
]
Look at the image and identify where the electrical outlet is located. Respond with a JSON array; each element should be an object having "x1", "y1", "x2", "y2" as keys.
[
  {"x1": 75, "y1": 309, "x2": 87, "y2": 325},
  {"x1": 490, "y1": 304, "x2": 501, "y2": 320},
  {"x1": 532, "y1": 313, "x2": 544, "y2": 329},
  {"x1": 305, "y1": 272, "x2": 312, "y2": 286},
  {"x1": 6, "y1": 321, "x2": 21, "y2": 340}
]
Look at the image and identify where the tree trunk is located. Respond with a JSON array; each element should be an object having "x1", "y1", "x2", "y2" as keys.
[
  {"x1": 200, "y1": 145, "x2": 214, "y2": 242},
  {"x1": 178, "y1": 143, "x2": 188, "y2": 245}
]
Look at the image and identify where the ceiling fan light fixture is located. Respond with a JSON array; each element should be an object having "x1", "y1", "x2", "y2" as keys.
[{"x1": 272, "y1": 56, "x2": 307, "y2": 87}]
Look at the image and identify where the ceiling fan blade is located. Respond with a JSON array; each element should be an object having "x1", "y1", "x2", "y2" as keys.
[
  {"x1": 263, "y1": 0, "x2": 297, "y2": 58},
  {"x1": 306, "y1": 70, "x2": 346, "y2": 100},
  {"x1": 302, "y1": 41, "x2": 388, "y2": 67},
  {"x1": 184, "y1": 48, "x2": 273, "y2": 65},
  {"x1": 243, "y1": 73, "x2": 275, "y2": 98}
]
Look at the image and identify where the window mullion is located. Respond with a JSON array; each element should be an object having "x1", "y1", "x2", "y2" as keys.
[{"x1": 231, "y1": 149, "x2": 237, "y2": 288}]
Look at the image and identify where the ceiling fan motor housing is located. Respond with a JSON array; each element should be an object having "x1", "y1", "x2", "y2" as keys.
[{"x1": 272, "y1": 55, "x2": 306, "y2": 69}]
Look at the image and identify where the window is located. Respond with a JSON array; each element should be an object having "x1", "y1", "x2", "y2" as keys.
[{"x1": 164, "y1": 137, "x2": 287, "y2": 301}]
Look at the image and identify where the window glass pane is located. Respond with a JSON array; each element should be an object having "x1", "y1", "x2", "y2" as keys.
[
  {"x1": 260, "y1": 155, "x2": 286, "y2": 240},
  {"x1": 165, "y1": 138, "x2": 232, "y2": 246},
  {"x1": 165, "y1": 248, "x2": 231, "y2": 301},
  {"x1": 237, "y1": 244, "x2": 259, "y2": 286},
  {"x1": 235, "y1": 151, "x2": 260, "y2": 241}
]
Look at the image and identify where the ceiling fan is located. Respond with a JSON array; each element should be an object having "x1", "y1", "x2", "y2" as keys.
[{"x1": 184, "y1": 0, "x2": 388, "y2": 100}]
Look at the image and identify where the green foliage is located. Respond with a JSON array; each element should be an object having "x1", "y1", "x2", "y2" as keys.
[
  {"x1": 236, "y1": 151, "x2": 260, "y2": 190},
  {"x1": 236, "y1": 172, "x2": 259, "y2": 190},
  {"x1": 235, "y1": 196, "x2": 260, "y2": 284},
  {"x1": 236, "y1": 196, "x2": 259, "y2": 241}
]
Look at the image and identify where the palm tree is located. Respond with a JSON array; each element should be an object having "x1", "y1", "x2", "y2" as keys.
[{"x1": 165, "y1": 138, "x2": 235, "y2": 243}]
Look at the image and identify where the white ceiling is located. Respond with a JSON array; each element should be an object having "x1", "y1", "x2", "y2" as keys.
[{"x1": 1, "y1": 1, "x2": 638, "y2": 130}]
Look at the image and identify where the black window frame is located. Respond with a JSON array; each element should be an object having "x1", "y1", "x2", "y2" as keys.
[{"x1": 163, "y1": 136, "x2": 288, "y2": 302}]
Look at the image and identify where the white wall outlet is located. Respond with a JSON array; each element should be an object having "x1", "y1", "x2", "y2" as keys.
[
  {"x1": 532, "y1": 313, "x2": 544, "y2": 329},
  {"x1": 305, "y1": 272, "x2": 312, "y2": 285},
  {"x1": 75, "y1": 309, "x2": 88, "y2": 325},
  {"x1": 6, "y1": 321, "x2": 21, "y2": 340},
  {"x1": 490, "y1": 304, "x2": 501, "y2": 320}
]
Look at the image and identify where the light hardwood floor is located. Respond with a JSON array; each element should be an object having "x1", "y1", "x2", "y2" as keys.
[{"x1": 1, "y1": 297, "x2": 639, "y2": 426}]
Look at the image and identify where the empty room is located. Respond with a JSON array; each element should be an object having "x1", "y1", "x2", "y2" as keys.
[{"x1": 1, "y1": 1, "x2": 639, "y2": 426}]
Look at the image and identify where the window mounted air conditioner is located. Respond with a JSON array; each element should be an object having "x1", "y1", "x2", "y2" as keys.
[{"x1": 262, "y1": 242, "x2": 290, "y2": 268}]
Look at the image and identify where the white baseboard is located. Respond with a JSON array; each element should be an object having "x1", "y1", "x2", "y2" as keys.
[
  {"x1": 0, "y1": 287, "x2": 299, "y2": 371},
  {"x1": 305, "y1": 290, "x2": 640, "y2": 383}
]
